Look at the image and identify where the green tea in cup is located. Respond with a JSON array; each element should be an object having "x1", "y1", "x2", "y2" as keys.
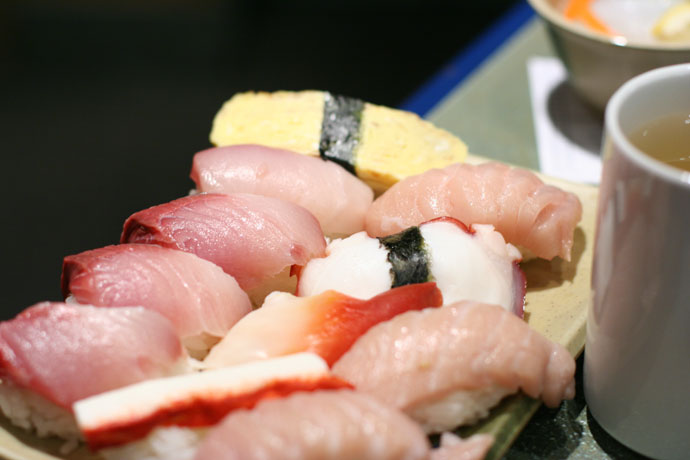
[{"x1": 628, "y1": 112, "x2": 690, "y2": 171}]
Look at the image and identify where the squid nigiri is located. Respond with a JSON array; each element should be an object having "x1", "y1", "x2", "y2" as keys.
[
  {"x1": 120, "y1": 193, "x2": 327, "y2": 296},
  {"x1": 62, "y1": 244, "x2": 252, "y2": 358},
  {"x1": 0, "y1": 303, "x2": 190, "y2": 443},
  {"x1": 203, "y1": 282, "x2": 443, "y2": 369},
  {"x1": 193, "y1": 389, "x2": 493, "y2": 460},
  {"x1": 190, "y1": 144, "x2": 374, "y2": 236},
  {"x1": 297, "y1": 217, "x2": 525, "y2": 316},
  {"x1": 332, "y1": 301, "x2": 576, "y2": 433},
  {"x1": 365, "y1": 162, "x2": 583, "y2": 261},
  {"x1": 74, "y1": 353, "x2": 350, "y2": 458}
]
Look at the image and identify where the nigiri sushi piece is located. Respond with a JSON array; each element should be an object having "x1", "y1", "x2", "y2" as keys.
[
  {"x1": 62, "y1": 244, "x2": 251, "y2": 358},
  {"x1": 203, "y1": 282, "x2": 443, "y2": 369},
  {"x1": 209, "y1": 90, "x2": 468, "y2": 194},
  {"x1": 365, "y1": 162, "x2": 583, "y2": 261},
  {"x1": 190, "y1": 144, "x2": 374, "y2": 236},
  {"x1": 430, "y1": 433, "x2": 494, "y2": 460},
  {"x1": 120, "y1": 193, "x2": 327, "y2": 297},
  {"x1": 297, "y1": 217, "x2": 525, "y2": 316},
  {"x1": 193, "y1": 389, "x2": 492, "y2": 460},
  {"x1": 332, "y1": 301, "x2": 576, "y2": 433},
  {"x1": 74, "y1": 353, "x2": 351, "y2": 459},
  {"x1": 0, "y1": 302, "x2": 190, "y2": 443}
]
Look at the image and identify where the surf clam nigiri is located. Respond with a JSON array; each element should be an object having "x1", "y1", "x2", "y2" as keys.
[
  {"x1": 193, "y1": 389, "x2": 493, "y2": 460},
  {"x1": 332, "y1": 301, "x2": 576, "y2": 433},
  {"x1": 62, "y1": 244, "x2": 252, "y2": 358},
  {"x1": 190, "y1": 144, "x2": 374, "y2": 236},
  {"x1": 365, "y1": 162, "x2": 583, "y2": 261},
  {"x1": 297, "y1": 217, "x2": 525, "y2": 316},
  {"x1": 0, "y1": 302, "x2": 191, "y2": 442},
  {"x1": 121, "y1": 193, "x2": 327, "y2": 301},
  {"x1": 74, "y1": 353, "x2": 351, "y2": 459},
  {"x1": 203, "y1": 282, "x2": 443, "y2": 369}
]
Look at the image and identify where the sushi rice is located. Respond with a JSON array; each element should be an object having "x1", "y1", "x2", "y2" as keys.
[
  {"x1": 0, "y1": 379, "x2": 82, "y2": 453},
  {"x1": 99, "y1": 426, "x2": 203, "y2": 460}
]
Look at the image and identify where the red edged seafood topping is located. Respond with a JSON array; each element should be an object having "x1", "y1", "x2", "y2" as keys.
[
  {"x1": 310, "y1": 282, "x2": 443, "y2": 366},
  {"x1": 82, "y1": 375, "x2": 352, "y2": 451}
]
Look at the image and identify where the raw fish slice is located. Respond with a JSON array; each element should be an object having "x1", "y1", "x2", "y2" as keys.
[
  {"x1": 365, "y1": 162, "x2": 583, "y2": 260},
  {"x1": 0, "y1": 303, "x2": 189, "y2": 410},
  {"x1": 121, "y1": 193, "x2": 326, "y2": 290},
  {"x1": 297, "y1": 217, "x2": 526, "y2": 316},
  {"x1": 203, "y1": 282, "x2": 443, "y2": 369},
  {"x1": 74, "y1": 353, "x2": 350, "y2": 452},
  {"x1": 332, "y1": 301, "x2": 576, "y2": 432},
  {"x1": 190, "y1": 145, "x2": 374, "y2": 236},
  {"x1": 430, "y1": 433, "x2": 494, "y2": 460},
  {"x1": 62, "y1": 244, "x2": 252, "y2": 357},
  {"x1": 192, "y1": 389, "x2": 432, "y2": 460}
]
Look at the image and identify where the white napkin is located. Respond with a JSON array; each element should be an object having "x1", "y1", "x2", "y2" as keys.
[{"x1": 527, "y1": 56, "x2": 604, "y2": 184}]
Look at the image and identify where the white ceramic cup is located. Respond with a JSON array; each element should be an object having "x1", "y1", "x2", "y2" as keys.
[{"x1": 585, "y1": 63, "x2": 690, "y2": 460}]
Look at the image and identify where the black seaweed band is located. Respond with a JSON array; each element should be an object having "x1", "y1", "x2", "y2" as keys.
[
  {"x1": 379, "y1": 226, "x2": 432, "y2": 288},
  {"x1": 318, "y1": 92, "x2": 363, "y2": 174}
]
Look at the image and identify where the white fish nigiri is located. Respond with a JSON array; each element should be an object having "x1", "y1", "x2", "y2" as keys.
[
  {"x1": 121, "y1": 193, "x2": 326, "y2": 293},
  {"x1": 193, "y1": 389, "x2": 491, "y2": 460},
  {"x1": 190, "y1": 144, "x2": 374, "y2": 236},
  {"x1": 332, "y1": 301, "x2": 576, "y2": 433},
  {"x1": 0, "y1": 303, "x2": 190, "y2": 441},
  {"x1": 365, "y1": 162, "x2": 583, "y2": 261},
  {"x1": 62, "y1": 244, "x2": 252, "y2": 357},
  {"x1": 297, "y1": 217, "x2": 525, "y2": 316}
]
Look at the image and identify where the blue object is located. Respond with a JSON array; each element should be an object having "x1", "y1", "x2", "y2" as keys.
[{"x1": 399, "y1": 0, "x2": 535, "y2": 116}]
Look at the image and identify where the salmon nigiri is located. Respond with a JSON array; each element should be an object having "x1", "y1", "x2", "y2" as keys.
[
  {"x1": 121, "y1": 193, "x2": 327, "y2": 302},
  {"x1": 190, "y1": 144, "x2": 374, "y2": 237},
  {"x1": 332, "y1": 301, "x2": 576, "y2": 433},
  {"x1": 365, "y1": 162, "x2": 582, "y2": 261},
  {"x1": 203, "y1": 282, "x2": 443, "y2": 369}
]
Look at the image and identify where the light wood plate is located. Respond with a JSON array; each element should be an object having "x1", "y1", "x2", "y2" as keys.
[{"x1": 0, "y1": 154, "x2": 598, "y2": 460}]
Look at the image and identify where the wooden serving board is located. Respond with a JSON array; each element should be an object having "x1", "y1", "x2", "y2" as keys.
[{"x1": 0, "y1": 154, "x2": 599, "y2": 460}]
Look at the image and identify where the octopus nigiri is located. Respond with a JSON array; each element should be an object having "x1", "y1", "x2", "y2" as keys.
[
  {"x1": 193, "y1": 389, "x2": 493, "y2": 460},
  {"x1": 62, "y1": 244, "x2": 252, "y2": 357},
  {"x1": 190, "y1": 144, "x2": 374, "y2": 236},
  {"x1": 120, "y1": 193, "x2": 327, "y2": 296},
  {"x1": 332, "y1": 301, "x2": 576, "y2": 433},
  {"x1": 365, "y1": 162, "x2": 583, "y2": 261},
  {"x1": 0, "y1": 303, "x2": 190, "y2": 442},
  {"x1": 297, "y1": 217, "x2": 525, "y2": 316},
  {"x1": 203, "y1": 282, "x2": 443, "y2": 369}
]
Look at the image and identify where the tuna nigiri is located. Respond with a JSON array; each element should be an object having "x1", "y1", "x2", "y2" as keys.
[
  {"x1": 62, "y1": 244, "x2": 252, "y2": 358},
  {"x1": 120, "y1": 193, "x2": 327, "y2": 296},
  {"x1": 365, "y1": 162, "x2": 583, "y2": 261},
  {"x1": 332, "y1": 301, "x2": 576, "y2": 433},
  {"x1": 203, "y1": 282, "x2": 443, "y2": 369},
  {"x1": 190, "y1": 144, "x2": 374, "y2": 236},
  {"x1": 193, "y1": 389, "x2": 492, "y2": 460},
  {"x1": 297, "y1": 217, "x2": 525, "y2": 316},
  {"x1": 74, "y1": 353, "x2": 351, "y2": 457},
  {"x1": 0, "y1": 303, "x2": 190, "y2": 442}
]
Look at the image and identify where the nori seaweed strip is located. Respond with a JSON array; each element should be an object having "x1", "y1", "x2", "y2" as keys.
[
  {"x1": 318, "y1": 92, "x2": 363, "y2": 174},
  {"x1": 379, "y1": 226, "x2": 433, "y2": 288}
]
